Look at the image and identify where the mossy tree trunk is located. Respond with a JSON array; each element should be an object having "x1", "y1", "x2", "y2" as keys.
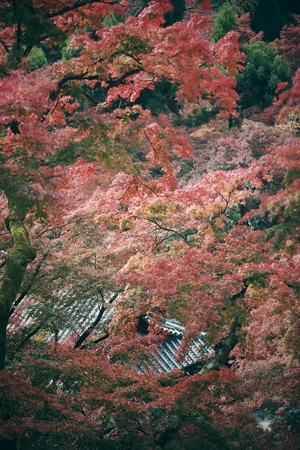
[{"x1": 0, "y1": 201, "x2": 36, "y2": 370}]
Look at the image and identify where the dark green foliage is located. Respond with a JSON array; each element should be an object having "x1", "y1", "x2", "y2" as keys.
[
  {"x1": 61, "y1": 37, "x2": 82, "y2": 61},
  {"x1": 278, "y1": 0, "x2": 300, "y2": 14},
  {"x1": 102, "y1": 12, "x2": 124, "y2": 27},
  {"x1": 230, "y1": 0, "x2": 300, "y2": 41},
  {"x1": 2, "y1": 2, "x2": 65, "y2": 69},
  {"x1": 137, "y1": 79, "x2": 179, "y2": 115},
  {"x1": 285, "y1": 168, "x2": 300, "y2": 187},
  {"x1": 236, "y1": 41, "x2": 291, "y2": 109},
  {"x1": 224, "y1": 205, "x2": 243, "y2": 231},
  {"x1": 140, "y1": 0, "x2": 186, "y2": 26},
  {"x1": 228, "y1": 114, "x2": 242, "y2": 129},
  {"x1": 149, "y1": 166, "x2": 165, "y2": 179},
  {"x1": 174, "y1": 107, "x2": 217, "y2": 127},
  {"x1": 140, "y1": 0, "x2": 150, "y2": 8},
  {"x1": 177, "y1": 159, "x2": 195, "y2": 178},
  {"x1": 28, "y1": 47, "x2": 48, "y2": 69},
  {"x1": 211, "y1": 2, "x2": 238, "y2": 43},
  {"x1": 251, "y1": 0, "x2": 286, "y2": 41},
  {"x1": 82, "y1": 81, "x2": 107, "y2": 104},
  {"x1": 229, "y1": 0, "x2": 260, "y2": 16},
  {"x1": 250, "y1": 0, "x2": 300, "y2": 41},
  {"x1": 265, "y1": 185, "x2": 300, "y2": 252},
  {"x1": 164, "y1": 0, "x2": 186, "y2": 27}
]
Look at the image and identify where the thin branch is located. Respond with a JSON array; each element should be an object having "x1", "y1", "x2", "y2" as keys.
[
  {"x1": 91, "y1": 332, "x2": 109, "y2": 344},
  {"x1": 34, "y1": 216, "x2": 88, "y2": 238},
  {"x1": 81, "y1": 89, "x2": 99, "y2": 105},
  {"x1": 185, "y1": 281, "x2": 249, "y2": 375},
  {"x1": 9, "y1": 252, "x2": 49, "y2": 317},
  {"x1": 73, "y1": 292, "x2": 118, "y2": 349},
  {"x1": 45, "y1": 0, "x2": 122, "y2": 19},
  {"x1": 52, "y1": 68, "x2": 140, "y2": 103},
  {"x1": 14, "y1": 319, "x2": 49, "y2": 354},
  {"x1": 0, "y1": 257, "x2": 7, "y2": 270},
  {"x1": 214, "y1": 395, "x2": 249, "y2": 407},
  {"x1": 146, "y1": 217, "x2": 188, "y2": 243}
]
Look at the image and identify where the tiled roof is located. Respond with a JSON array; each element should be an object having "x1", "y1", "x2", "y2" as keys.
[
  {"x1": 8, "y1": 295, "x2": 112, "y2": 343},
  {"x1": 9, "y1": 301, "x2": 208, "y2": 374},
  {"x1": 139, "y1": 315, "x2": 208, "y2": 373}
]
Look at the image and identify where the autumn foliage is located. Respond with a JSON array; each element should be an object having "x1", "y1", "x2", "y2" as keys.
[{"x1": 0, "y1": 1, "x2": 299, "y2": 449}]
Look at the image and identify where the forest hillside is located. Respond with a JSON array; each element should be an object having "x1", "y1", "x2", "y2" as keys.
[{"x1": 0, "y1": 1, "x2": 299, "y2": 449}]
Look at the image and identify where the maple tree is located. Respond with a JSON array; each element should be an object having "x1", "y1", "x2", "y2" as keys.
[
  {"x1": 273, "y1": 14, "x2": 300, "y2": 72},
  {"x1": 0, "y1": 1, "x2": 299, "y2": 449},
  {"x1": 106, "y1": 122, "x2": 300, "y2": 448},
  {"x1": 0, "y1": 0, "x2": 245, "y2": 361}
]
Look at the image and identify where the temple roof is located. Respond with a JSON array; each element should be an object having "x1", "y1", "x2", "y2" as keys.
[{"x1": 139, "y1": 314, "x2": 208, "y2": 373}]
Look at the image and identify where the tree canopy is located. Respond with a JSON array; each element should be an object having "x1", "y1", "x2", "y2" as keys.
[{"x1": 0, "y1": 1, "x2": 299, "y2": 449}]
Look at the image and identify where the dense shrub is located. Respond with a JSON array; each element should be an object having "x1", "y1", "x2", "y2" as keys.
[
  {"x1": 212, "y1": 2, "x2": 238, "y2": 43},
  {"x1": 137, "y1": 79, "x2": 179, "y2": 115},
  {"x1": 236, "y1": 40, "x2": 291, "y2": 109}
]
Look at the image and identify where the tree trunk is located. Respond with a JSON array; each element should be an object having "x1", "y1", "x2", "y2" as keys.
[{"x1": 0, "y1": 212, "x2": 36, "y2": 370}]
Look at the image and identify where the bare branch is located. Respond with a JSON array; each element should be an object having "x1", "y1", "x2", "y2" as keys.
[
  {"x1": 45, "y1": 0, "x2": 122, "y2": 19},
  {"x1": 73, "y1": 292, "x2": 118, "y2": 349}
]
